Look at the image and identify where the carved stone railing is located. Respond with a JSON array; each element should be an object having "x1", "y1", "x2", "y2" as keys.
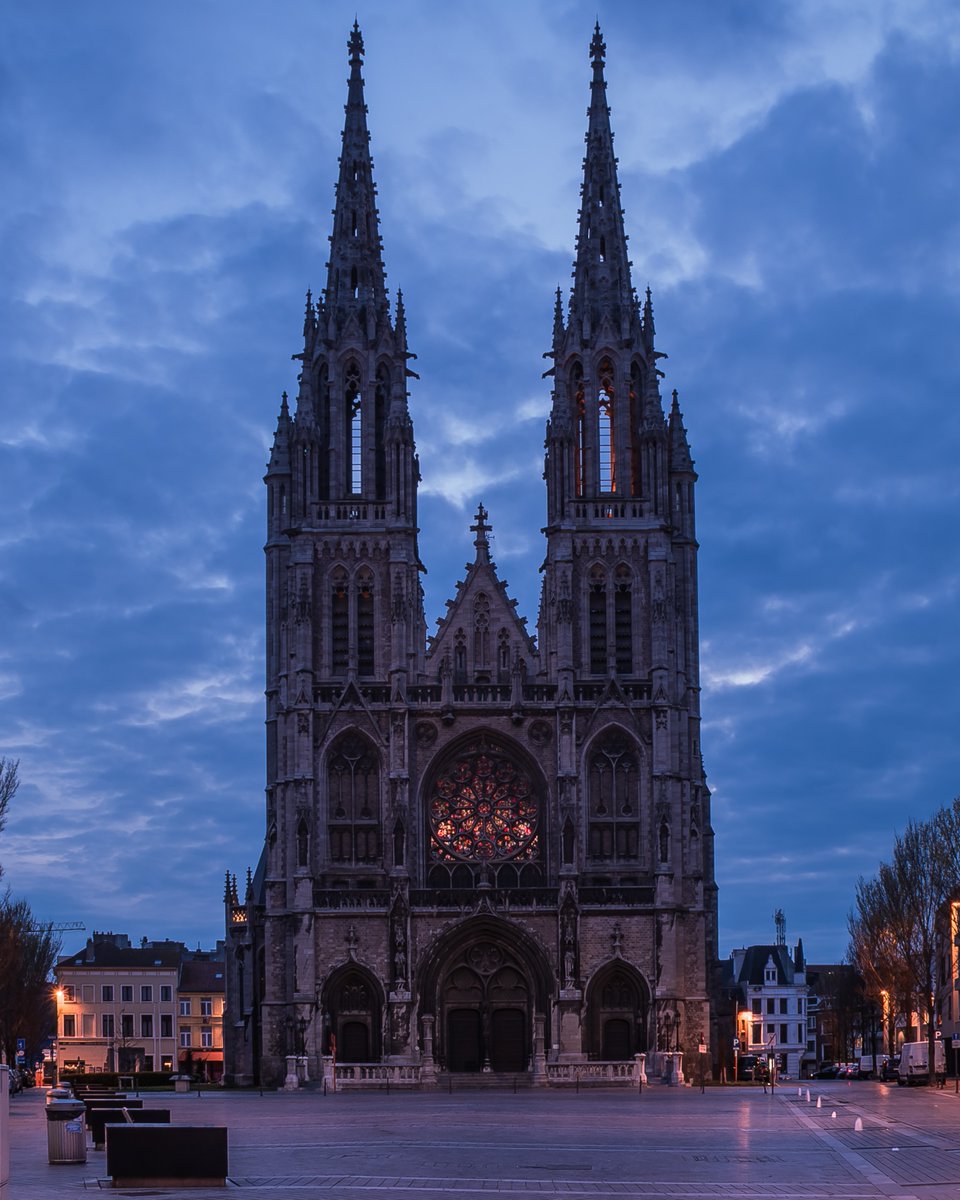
[
  {"x1": 312, "y1": 889, "x2": 391, "y2": 911},
  {"x1": 409, "y1": 887, "x2": 559, "y2": 912},
  {"x1": 546, "y1": 1060, "x2": 638, "y2": 1084},
  {"x1": 573, "y1": 681, "x2": 651, "y2": 702},
  {"x1": 334, "y1": 1063, "x2": 421, "y2": 1087}
]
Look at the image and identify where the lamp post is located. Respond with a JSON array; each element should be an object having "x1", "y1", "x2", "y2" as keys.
[{"x1": 53, "y1": 987, "x2": 64, "y2": 1087}]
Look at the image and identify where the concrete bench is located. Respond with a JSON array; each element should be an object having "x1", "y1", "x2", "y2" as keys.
[
  {"x1": 106, "y1": 1124, "x2": 228, "y2": 1188},
  {"x1": 89, "y1": 1106, "x2": 170, "y2": 1150}
]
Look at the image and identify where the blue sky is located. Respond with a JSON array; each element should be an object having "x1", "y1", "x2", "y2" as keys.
[{"x1": 1, "y1": 0, "x2": 958, "y2": 964}]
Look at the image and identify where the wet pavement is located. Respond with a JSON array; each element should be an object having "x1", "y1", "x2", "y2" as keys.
[{"x1": 9, "y1": 1078, "x2": 960, "y2": 1198}]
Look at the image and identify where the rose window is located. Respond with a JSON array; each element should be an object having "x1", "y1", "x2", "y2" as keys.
[{"x1": 429, "y1": 740, "x2": 539, "y2": 862}]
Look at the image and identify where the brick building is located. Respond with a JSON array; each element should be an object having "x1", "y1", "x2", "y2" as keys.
[{"x1": 225, "y1": 24, "x2": 717, "y2": 1087}]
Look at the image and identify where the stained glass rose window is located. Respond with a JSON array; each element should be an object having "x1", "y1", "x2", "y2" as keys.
[{"x1": 429, "y1": 739, "x2": 539, "y2": 862}]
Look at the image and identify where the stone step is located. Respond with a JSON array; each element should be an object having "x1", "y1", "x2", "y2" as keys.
[{"x1": 436, "y1": 1072, "x2": 533, "y2": 1090}]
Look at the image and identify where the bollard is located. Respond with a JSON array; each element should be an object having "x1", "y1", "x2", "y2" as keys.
[
  {"x1": 806, "y1": 1089, "x2": 811, "y2": 1103},
  {"x1": 816, "y1": 1096, "x2": 822, "y2": 1108},
  {"x1": 831, "y1": 1110, "x2": 837, "y2": 1119},
  {"x1": 797, "y1": 1087, "x2": 802, "y2": 1098},
  {"x1": 854, "y1": 1117, "x2": 863, "y2": 1132}
]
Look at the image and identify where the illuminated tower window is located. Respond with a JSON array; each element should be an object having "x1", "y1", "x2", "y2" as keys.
[
  {"x1": 345, "y1": 362, "x2": 362, "y2": 494},
  {"x1": 598, "y1": 361, "x2": 615, "y2": 493}
]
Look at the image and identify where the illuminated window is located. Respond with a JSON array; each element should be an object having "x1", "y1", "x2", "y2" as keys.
[
  {"x1": 345, "y1": 362, "x2": 362, "y2": 494},
  {"x1": 598, "y1": 360, "x2": 615, "y2": 493},
  {"x1": 429, "y1": 738, "x2": 539, "y2": 863}
]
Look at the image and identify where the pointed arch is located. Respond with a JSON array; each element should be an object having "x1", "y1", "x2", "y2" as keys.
[
  {"x1": 344, "y1": 360, "x2": 362, "y2": 494},
  {"x1": 570, "y1": 360, "x2": 586, "y2": 496},
  {"x1": 317, "y1": 363, "x2": 331, "y2": 499},
  {"x1": 597, "y1": 357, "x2": 615, "y2": 494},
  {"x1": 629, "y1": 360, "x2": 643, "y2": 495},
  {"x1": 320, "y1": 962, "x2": 384, "y2": 1062},
  {"x1": 588, "y1": 563, "x2": 607, "y2": 674},
  {"x1": 583, "y1": 960, "x2": 651, "y2": 1059},
  {"x1": 326, "y1": 731, "x2": 382, "y2": 867},
  {"x1": 583, "y1": 727, "x2": 642, "y2": 865}
]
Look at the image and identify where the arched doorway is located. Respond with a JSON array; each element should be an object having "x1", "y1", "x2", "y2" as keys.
[
  {"x1": 323, "y1": 966, "x2": 382, "y2": 1063},
  {"x1": 440, "y1": 940, "x2": 530, "y2": 1072},
  {"x1": 585, "y1": 962, "x2": 651, "y2": 1060}
]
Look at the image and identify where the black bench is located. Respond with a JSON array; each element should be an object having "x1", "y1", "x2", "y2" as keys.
[
  {"x1": 106, "y1": 1124, "x2": 228, "y2": 1187},
  {"x1": 90, "y1": 1106, "x2": 170, "y2": 1149}
]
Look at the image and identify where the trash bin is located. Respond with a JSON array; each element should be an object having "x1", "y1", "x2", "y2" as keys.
[{"x1": 46, "y1": 1099, "x2": 87, "y2": 1164}]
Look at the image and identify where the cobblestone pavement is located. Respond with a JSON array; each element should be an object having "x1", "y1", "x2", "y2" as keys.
[{"x1": 9, "y1": 1079, "x2": 960, "y2": 1199}]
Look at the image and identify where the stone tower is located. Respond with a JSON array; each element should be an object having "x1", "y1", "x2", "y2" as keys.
[{"x1": 225, "y1": 23, "x2": 717, "y2": 1088}]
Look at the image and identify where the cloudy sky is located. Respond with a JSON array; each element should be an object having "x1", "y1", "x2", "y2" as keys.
[{"x1": 1, "y1": 0, "x2": 958, "y2": 965}]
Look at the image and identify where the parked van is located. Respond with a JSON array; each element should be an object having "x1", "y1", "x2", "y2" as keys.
[
  {"x1": 898, "y1": 1040, "x2": 946, "y2": 1085},
  {"x1": 858, "y1": 1053, "x2": 889, "y2": 1079}
]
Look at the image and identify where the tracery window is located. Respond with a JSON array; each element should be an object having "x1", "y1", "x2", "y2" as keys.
[
  {"x1": 473, "y1": 594, "x2": 490, "y2": 671},
  {"x1": 345, "y1": 361, "x2": 362, "y2": 493},
  {"x1": 328, "y1": 736, "x2": 381, "y2": 866},
  {"x1": 598, "y1": 359, "x2": 615, "y2": 493},
  {"x1": 587, "y1": 735, "x2": 640, "y2": 863},
  {"x1": 429, "y1": 738, "x2": 539, "y2": 863},
  {"x1": 571, "y1": 362, "x2": 586, "y2": 497},
  {"x1": 614, "y1": 565, "x2": 632, "y2": 675}
]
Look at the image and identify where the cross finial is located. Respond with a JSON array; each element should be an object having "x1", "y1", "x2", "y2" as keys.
[
  {"x1": 590, "y1": 21, "x2": 605, "y2": 66},
  {"x1": 470, "y1": 502, "x2": 491, "y2": 540},
  {"x1": 348, "y1": 20, "x2": 364, "y2": 66}
]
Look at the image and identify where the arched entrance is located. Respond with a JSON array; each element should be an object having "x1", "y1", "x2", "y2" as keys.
[
  {"x1": 441, "y1": 941, "x2": 529, "y2": 1072},
  {"x1": 419, "y1": 917, "x2": 552, "y2": 1075},
  {"x1": 322, "y1": 965, "x2": 383, "y2": 1063},
  {"x1": 584, "y1": 961, "x2": 651, "y2": 1060}
]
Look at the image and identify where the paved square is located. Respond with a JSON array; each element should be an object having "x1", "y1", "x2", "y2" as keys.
[{"x1": 10, "y1": 1081, "x2": 960, "y2": 1198}]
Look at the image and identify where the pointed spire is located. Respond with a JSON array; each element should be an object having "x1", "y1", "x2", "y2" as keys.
[
  {"x1": 642, "y1": 285, "x2": 655, "y2": 351},
  {"x1": 668, "y1": 388, "x2": 693, "y2": 471},
  {"x1": 324, "y1": 22, "x2": 389, "y2": 335},
  {"x1": 395, "y1": 288, "x2": 408, "y2": 353},
  {"x1": 552, "y1": 285, "x2": 565, "y2": 346},
  {"x1": 569, "y1": 23, "x2": 638, "y2": 345},
  {"x1": 470, "y1": 502, "x2": 492, "y2": 563},
  {"x1": 267, "y1": 392, "x2": 292, "y2": 476},
  {"x1": 245, "y1": 866, "x2": 254, "y2": 902},
  {"x1": 223, "y1": 870, "x2": 232, "y2": 903}
]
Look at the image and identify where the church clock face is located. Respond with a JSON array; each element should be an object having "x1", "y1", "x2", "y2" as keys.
[{"x1": 428, "y1": 739, "x2": 539, "y2": 862}]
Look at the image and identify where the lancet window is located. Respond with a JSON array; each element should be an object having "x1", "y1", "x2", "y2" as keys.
[
  {"x1": 357, "y1": 570, "x2": 375, "y2": 677},
  {"x1": 331, "y1": 569, "x2": 349, "y2": 673},
  {"x1": 614, "y1": 566, "x2": 632, "y2": 674},
  {"x1": 345, "y1": 361, "x2": 362, "y2": 494},
  {"x1": 588, "y1": 565, "x2": 607, "y2": 674},
  {"x1": 597, "y1": 359, "x2": 615, "y2": 493},
  {"x1": 571, "y1": 362, "x2": 586, "y2": 497},
  {"x1": 586, "y1": 735, "x2": 641, "y2": 863},
  {"x1": 327, "y1": 735, "x2": 381, "y2": 866}
]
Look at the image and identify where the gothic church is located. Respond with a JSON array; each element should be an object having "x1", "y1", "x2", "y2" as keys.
[{"x1": 225, "y1": 23, "x2": 718, "y2": 1087}]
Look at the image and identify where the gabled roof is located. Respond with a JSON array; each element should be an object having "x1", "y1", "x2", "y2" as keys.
[
  {"x1": 427, "y1": 504, "x2": 536, "y2": 668},
  {"x1": 734, "y1": 944, "x2": 798, "y2": 987}
]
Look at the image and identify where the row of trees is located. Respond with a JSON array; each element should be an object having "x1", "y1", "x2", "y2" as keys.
[
  {"x1": 849, "y1": 796, "x2": 960, "y2": 1083},
  {"x1": 0, "y1": 757, "x2": 62, "y2": 1066}
]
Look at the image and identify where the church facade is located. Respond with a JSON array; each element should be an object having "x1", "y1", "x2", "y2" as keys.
[{"x1": 224, "y1": 23, "x2": 718, "y2": 1087}]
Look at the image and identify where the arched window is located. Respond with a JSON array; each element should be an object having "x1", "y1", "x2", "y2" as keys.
[
  {"x1": 571, "y1": 362, "x2": 586, "y2": 497},
  {"x1": 614, "y1": 565, "x2": 632, "y2": 675},
  {"x1": 345, "y1": 362, "x2": 362, "y2": 494},
  {"x1": 317, "y1": 364, "x2": 330, "y2": 499},
  {"x1": 630, "y1": 361, "x2": 642, "y2": 495},
  {"x1": 473, "y1": 594, "x2": 490, "y2": 672},
  {"x1": 588, "y1": 565, "x2": 607, "y2": 674},
  {"x1": 428, "y1": 737, "x2": 540, "y2": 867},
  {"x1": 497, "y1": 630, "x2": 511, "y2": 681},
  {"x1": 327, "y1": 736, "x2": 381, "y2": 866},
  {"x1": 331, "y1": 569, "x2": 349, "y2": 674},
  {"x1": 296, "y1": 816, "x2": 310, "y2": 869},
  {"x1": 357, "y1": 570, "x2": 375, "y2": 677},
  {"x1": 597, "y1": 359, "x2": 615, "y2": 493},
  {"x1": 586, "y1": 735, "x2": 640, "y2": 864},
  {"x1": 375, "y1": 364, "x2": 389, "y2": 499},
  {"x1": 453, "y1": 630, "x2": 467, "y2": 683}
]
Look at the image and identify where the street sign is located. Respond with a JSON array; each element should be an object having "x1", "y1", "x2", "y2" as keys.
[
  {"x1": 733, "y1": 1037, "x2": 740, "y2": 1048},
  {"x1": 16, "y1": 1039, "x2": 24, "y2": 1052}
]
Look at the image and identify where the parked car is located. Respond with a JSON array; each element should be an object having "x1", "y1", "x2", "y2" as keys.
[
  {"x1": 816, "y1": 1062, "x2": 840, "y2": 1079},
  {"x1": 880, "y1": 1056, "x2": 900, "y2": 1082}
]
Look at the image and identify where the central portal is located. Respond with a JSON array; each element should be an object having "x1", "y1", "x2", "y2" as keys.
[{"x1": 441, "y1": 940, "x2": 530, "y2": 1072}]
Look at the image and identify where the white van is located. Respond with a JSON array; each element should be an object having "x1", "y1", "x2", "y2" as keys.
[
  {"x1": 858, "y1": 1053, "x2": 889, "y2": 1078},
  {"x1": 898, "y1": 1040, "x2": 946, "y2": 1085}
]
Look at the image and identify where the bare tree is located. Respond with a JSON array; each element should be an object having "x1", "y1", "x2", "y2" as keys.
[
  {"x1": 0, "y1": 897, "x2": 61, "y2": 1065},
  {"x1": 0, "y1": 757, "x2": 19, "y2": 853}
]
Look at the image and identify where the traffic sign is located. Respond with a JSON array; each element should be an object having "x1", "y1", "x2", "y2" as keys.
[{"x1": 733, "y1": 1037, "x2": 740, "y2": 1049}]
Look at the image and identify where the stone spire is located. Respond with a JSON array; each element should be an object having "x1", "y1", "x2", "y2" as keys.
[
  {"x1": 569, "y1": 22, "x2": 640, "y2": 346},
  {"x1": 668, "y1": 389, "x2": 693, "y2": 473},
  {"x1": 470, "y1": 501, "x2": 492, "y2": 564},
  {"x1": 324, "y1": 21, "x2": 390, "y2": 339},
  {"x1": 266, "y1": 392, "x2": 292, "y2": 477}
]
